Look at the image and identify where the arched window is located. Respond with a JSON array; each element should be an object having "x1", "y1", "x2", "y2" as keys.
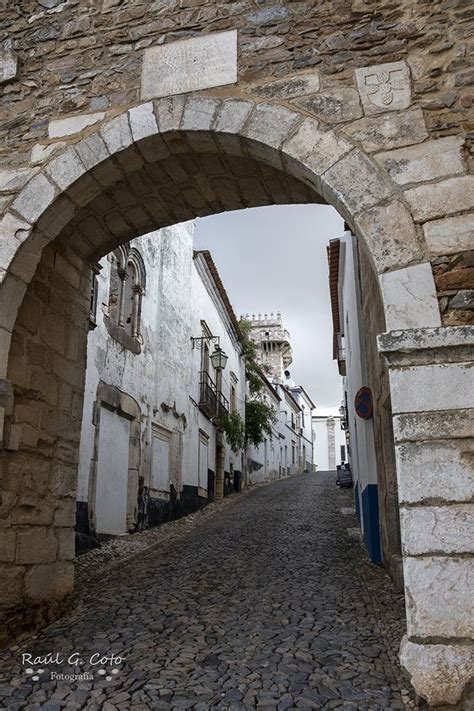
[
  {"x1": 126, "y1": 248, "x2": 146, "y2": 338},
  {"x1": 106, "y1": 245, "x2": 146, "y2": 349}
]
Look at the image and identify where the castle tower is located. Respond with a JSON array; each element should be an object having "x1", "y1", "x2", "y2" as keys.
[{"x1": 243, "y1": 311, "x2": 293, "y2": 382}]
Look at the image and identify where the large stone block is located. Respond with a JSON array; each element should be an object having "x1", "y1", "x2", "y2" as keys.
[
  {"x1": 128, "y1": 102, "x2": 158, "y2": 142},
  {"x1": 31, "y1": 142, "x2": 66, "y2": 166},
  {"x1": 24, "y1": 561, "x2": 74, "y2": 601},
  {"x1": 400, "y1": 504, "x2": 473, "y2": 555},
  {"x1": 253, "y1": 73, "x2": 320, "y2": 100},
  {"x1": 214, "y1": 99, "x2": 253, "y2": 135},
  {"x1": 141, "y1": 30, "x2": 237, "y2": 100},
  {"x1": 181, "y1": 97, "x2": 221, "y2": 132},
  {"x1": 241, "y1": 103, "x2": 301, "y2": 150},
  {"x1": 282, "y1": 117, "x2": 352, "y2": 185},
  {"x1": 376, "y1": 136, "x2": 465, "y2": 186},
  {"x1": 75, "y1": 132, "x2": 110, "y2": 170},
  {"x1": 0, "y1": 167, "x2": 33, "y2": 193},
  {"x1": 0, "y1": 565, "x2": 24, "y2": 606},
  {"x1": 395, "y1": 440, "x2": 474, "y2": 504},
  {"x1": 0, "y1": 48, "x2": 19, "y2": 85},
  {"x1": 393, "y1": 408, "x2": 474, "y2": 443},
  {"x1": 54, "y1": 498, "x2": 76, "y2": 527},
  {"x1": 404, "y1": 556, "x2": 474, "y2": 638},
  {"x1": 12, "y1": 174, "x2": 57, "y2": 224},
  {"x1": 100, "y1": 114, "x2": 133, "y2": 155},
  {"x1": 0, "y1": 531, "x2": 15, "y2": 562},
  {"x1": 342, "y1": 107, "x2": 428, "y2": 152},
  {"x1": 354, "y1": 201, "x2": 422, "y2": 274},
  {"x1": 154, "y1": 95, "x2": 186, "y2": 134},
  {"x1": 0, "y1": 213, "x2": 32, "y2": 271},
  {"x1": 296, "y1": 88, "x2": 362, "y2": 123},
  {"x1": 16, "y1": 527, "x2": 57, "y2": 564},
  {"x1": 389, "y1": 362, "x2": 473, "y2": 414},
  {"x1": 405, "y1": 175, "x2": 474, "y2": 222},
  {"x1": 56, "y1": 528, "x2": 75, "y2": 561},
  {"x1": 379, "y1": 262, "x2": 441, "y2": 330},
  {"x1": 322, "y1": 149, "x2": 393, "y2": 219},
  {"x1": 423, "y1": 213, "x2": 474, "y2": 257},
  {"x1": 45, "y1": 148, "x2": 85, "y2": 191},
  {"x1": 355, "y1": 60, "x2": 411, "y2": 115},
  {"x1": 400, "y1": 637, "x2": 474, "y2": 706},
  {"x1": 0, "y1": 275, "x2": 27, "y2": 334},
  {"x1": 48, "y1": 112, "x2": 106, "y2": 139}
]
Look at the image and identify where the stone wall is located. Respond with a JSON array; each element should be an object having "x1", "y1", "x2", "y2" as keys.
[
  {"x1": 0, "y1": 0, "x2": 472, "y2": 167},
  {"x1": 1, "y1": 237, "x2": 90, "y2": 646}
]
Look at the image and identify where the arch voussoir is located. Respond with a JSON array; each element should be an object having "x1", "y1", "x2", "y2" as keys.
[{"x1": 0, "y1": 94, "x2": 439, "y2": 382}]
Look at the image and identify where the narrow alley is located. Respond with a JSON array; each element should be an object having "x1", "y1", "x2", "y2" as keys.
[{"x1": 0, "y1": 473, "x2": 417, "y2": 710}]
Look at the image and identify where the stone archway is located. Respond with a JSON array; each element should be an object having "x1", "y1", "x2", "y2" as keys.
[{"x1": 0, "y1": 95, "x2": 472, "y2": 705}]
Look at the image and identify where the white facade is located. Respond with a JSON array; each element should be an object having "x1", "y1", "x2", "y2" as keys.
[
  {"x1": 246, "y1": 376, "x2": 282, "y2": 485},
  {"x1": 286, "y1": 383, "x2": 315, "y2": 472},
  {"x1": 76, "y1": 222, "x2": 246, "y2": 543},
  {"x1": 328, "y1": 231, "x2": 382, "y2": 563},
  {"x1": 312, "y1": 413, "x2": 347, "y2": 471}
]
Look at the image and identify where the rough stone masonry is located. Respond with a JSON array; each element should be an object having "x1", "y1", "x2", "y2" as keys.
[{"x1": 0, "y1": 1, "x2": 472, "y2": 707}]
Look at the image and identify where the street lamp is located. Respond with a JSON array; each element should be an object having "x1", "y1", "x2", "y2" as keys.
[{"x1": 210, "y1": 345, "x2": 228, "y2": 373}]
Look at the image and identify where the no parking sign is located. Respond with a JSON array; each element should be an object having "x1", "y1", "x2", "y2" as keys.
[{"x1": 354, "y1": 387, "x2": 373, "y2": 419}]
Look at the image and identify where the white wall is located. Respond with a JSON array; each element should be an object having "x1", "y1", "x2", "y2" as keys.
[
  {"x1": 77, "y1": 222, "x2": 246, "y2": 536},
  {"x1": 312, "y1": 414, "x2": 346, "y2": 471},
  {"x1": 338, "y1": 231, "x2": 379, "y2": 532}
]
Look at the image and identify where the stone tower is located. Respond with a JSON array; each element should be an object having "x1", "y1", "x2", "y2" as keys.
[{"x1": 243, "y1": 312, "x2": 293, "y2": 382}]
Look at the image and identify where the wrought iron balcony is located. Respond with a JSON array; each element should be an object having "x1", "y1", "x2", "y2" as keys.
[
  {"x1": 199, "y1": 371, "x2": 229, "y2": 420},
  {"x1": 218, "y1": 391, "x2": 229, "y2": 419}
]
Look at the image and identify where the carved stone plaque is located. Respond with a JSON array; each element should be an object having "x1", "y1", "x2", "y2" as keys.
[
  {"x1": 141, "y1": 30, "x2": 237, "y2": 101},
  {"x1": 0, "y1": 49, "x2": 18, "y2": 85},
  {"x1": 355, "y1": 60, "x2": 411, "y2": 115}
]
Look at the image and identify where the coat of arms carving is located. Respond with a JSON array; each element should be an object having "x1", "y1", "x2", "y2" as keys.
[{"x1": 355, "y1": 61, "x2": 411, "y2": 115}]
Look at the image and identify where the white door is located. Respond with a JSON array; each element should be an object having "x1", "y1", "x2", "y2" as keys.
[
  {"x1": 95, "y1": 407, "x2": 130, "y2": 535},
  {"x1": 152, "y1": 425, "x2": 171, "y2": 494},
  {"x1": 198, "y1": 434, "x2": 209, "y2": 491}
]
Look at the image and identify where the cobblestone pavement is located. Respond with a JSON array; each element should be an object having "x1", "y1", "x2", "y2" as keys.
[{"x1": 0, "y1": 472, "x2": 418, "y2": 710}]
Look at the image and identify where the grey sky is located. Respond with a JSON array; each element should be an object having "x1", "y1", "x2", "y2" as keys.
[{"x1": 194, "y1": 204, "x2": 344, "y2": 410}]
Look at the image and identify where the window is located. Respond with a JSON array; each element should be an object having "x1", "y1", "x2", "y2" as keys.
[
  {"x1": 89, "y1": 264, "x2": 101, "y2": 330},
  {"x1": 230, "y1": 385, "x2": 237, "y2": 413},
  {"x1": 107, "y1": 246, "x2": 145, "y2": 342},
  {"x1": 198, "y1": 430, "x2": 209, "y2": 493},
  {"x1": 151, "y1": 425, "x2": 171, "y2": 493},
  {"x1": 292, "y1": 444, "x2": 295, "y2": 464},
  {"x1": 340, "y1": 445, "x2": 346, "y2": 461}
]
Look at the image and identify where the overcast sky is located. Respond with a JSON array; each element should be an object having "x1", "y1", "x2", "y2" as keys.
[{"x1": 194, "y1": 204, "x2": 344, "y2": 411}]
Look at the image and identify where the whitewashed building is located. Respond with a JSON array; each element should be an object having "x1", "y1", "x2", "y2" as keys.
[
  {"x1": 327, "y1": 230, "x2": 402, "y2": 584},
  {"x1": 244, "y1": 313, "x2": 315, "y2": 481},
  {"x1": 76, "y1": 222, "x2": 246, "y2": 548},
  {"x1": 246, "y1": 374, "x2": 282, "y2": 485},
  {"x1": 312, "y1": 411, "x2": 347, "y2": 471}
]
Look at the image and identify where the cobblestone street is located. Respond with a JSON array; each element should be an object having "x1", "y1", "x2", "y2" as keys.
[{"x1": 0, "y1": 473, "x2": 417, "y2": 710}]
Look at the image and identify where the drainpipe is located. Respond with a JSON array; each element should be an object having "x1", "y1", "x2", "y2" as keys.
[{"x1": 215, "y1": 368, "x2": 225, "y2": 500}]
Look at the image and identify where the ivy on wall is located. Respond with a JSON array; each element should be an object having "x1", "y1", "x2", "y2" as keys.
[{"x1": 220, "y1": 319, "x2": 276, "y2": 454}]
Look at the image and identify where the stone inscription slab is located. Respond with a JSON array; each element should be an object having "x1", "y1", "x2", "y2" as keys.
[
  {"x1": 0, "y1": 49, "x2": 19, "y2": 85},
  {"x1": 141, "y1": 31, "x2": 237, "y2": 101}
]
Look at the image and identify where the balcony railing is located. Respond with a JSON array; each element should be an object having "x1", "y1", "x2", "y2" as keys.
[
  {"x1": 218, "y1": 391, "x2": 229, "y2": 419},
  {"x1": 199, "y1": 371, "x2": 229, "y2": 420}
]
